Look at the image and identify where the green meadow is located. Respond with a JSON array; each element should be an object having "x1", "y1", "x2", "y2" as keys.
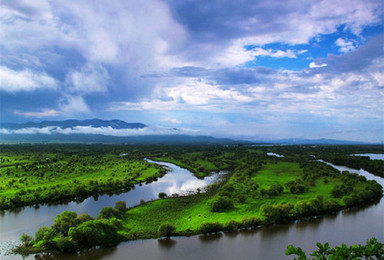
[
  {"x1": 8, "y1": 144, "x2": 383, "y2": 255},
  {"x1": 0, "y1": 145, "x2": 166, "y2": 209}
]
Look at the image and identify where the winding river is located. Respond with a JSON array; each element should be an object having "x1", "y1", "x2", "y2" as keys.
[{"x1": 1, "y1": 157, "x2": 383, "y2": 259}]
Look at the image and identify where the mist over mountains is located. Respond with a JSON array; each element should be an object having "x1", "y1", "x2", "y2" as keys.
[{"x1": 0, "y1": 119, "x2": 371, "y2": 145}]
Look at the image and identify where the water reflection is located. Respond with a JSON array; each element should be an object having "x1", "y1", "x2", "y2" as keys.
[
  {"x1": 198, "y1": 233, "x2": 223, "y2": 243},
  {"x1": 157, "y1": 238, "x2": 177, "y2": 249},
  {"x1": 352, "y1": 154, "x2": 384, "y2": 160}
]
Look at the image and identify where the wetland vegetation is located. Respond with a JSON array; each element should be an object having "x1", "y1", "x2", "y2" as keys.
[{"x1": 1, "y1": 144, "x2": 382, "y2": 256}]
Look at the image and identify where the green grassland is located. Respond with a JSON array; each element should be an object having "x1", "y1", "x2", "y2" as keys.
[
  {"x1": 119, "y1": 160, "x2": 379, "y2": 238},
  {"x1": 0, "y1": 145, "x2": 166, "y2": 209},
  {"x1": 9, "y1": 144, "x2": 383, "y2": 255}
]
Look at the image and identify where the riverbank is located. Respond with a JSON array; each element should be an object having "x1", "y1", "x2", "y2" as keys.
[{"x1": 13, "y1": 156, "x2": 383, "y2": 256}]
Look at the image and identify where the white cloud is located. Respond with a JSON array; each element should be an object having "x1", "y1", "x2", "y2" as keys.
[
  {"x1": 109, "y1": 78, "x2": 253, "y2": 111},
  {"x1": 0, "y1": 66, "x2": 57, "y2": 92},
  {"x1": 335, "y1": 38, "x2": 356, "y2": 53},
  {"x1": 14, "y1": 109, "x2": 58, "y2": 118},
  {"x1": 208, "y1": 44, "x2": 306, "y2": 67},
  {"x1": 59, "y1": 95, "x2": 91, "y2": 115},
  {"x1": 0, "y1": 125, "x2": 198, "y2": 136},
  {"x1": 163, "y1": 117, "x2": 182, "y2": 124},
  {"x1": 65, "y1": 64, "x2": 109, "y2": 95},
  {"x1": 309, "y1": 62, "x2": 327, "y2": 68}
]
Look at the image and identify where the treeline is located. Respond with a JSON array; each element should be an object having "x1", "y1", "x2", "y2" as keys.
[{"x1": 318, "y1": 154, "x2": 383, "y2": 178}]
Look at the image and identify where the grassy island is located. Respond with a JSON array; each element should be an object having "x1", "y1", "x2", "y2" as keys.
[{"x1": 11, "y1": 144, "x2": 383, "y2": 256}]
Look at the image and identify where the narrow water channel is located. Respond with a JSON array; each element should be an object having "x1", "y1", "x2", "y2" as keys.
[{"x1": 1, "y1": 159, "x2": 383, "y2": 260}]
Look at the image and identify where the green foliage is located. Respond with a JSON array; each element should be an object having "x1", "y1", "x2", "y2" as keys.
[
  {"x1": 98, "y1": 206, "x2": 116, "y2": 219},
  {"x1": 224, "y1": 219, "x2": 239, "y2": 232},
  {"x1": 68, "y1": 218, "x2": 123, "y2": 248},
  {"x1": 76, "y1": 213, "x2": 94, "y2": 223},
  {"x1": 209, "y1": 196, "x2": 234, "y2": 212},
  {"x1": 34, "y1": 227, "x2": 55, "y2": 244},
  {"x1": 261, "y1": 202, "x2": 293, "y2": 223},
  {"x1": 20, "y1": 233, "x2": 33, "y2": 246},
  {"x1": 54, "y1": 237, "x2": 77, "y2": 253},
  {"x1": 286, "y1": 238, "x2": 384, "y2": 259},
  {"x1": 158, "y1": 192, "x2": 167, "y2": 199},
  {"x1": 114, "y1": 201, "x2": 127, "y2": 212},
  {"x1": 52, "y1": 211, "x2": 78, "y2": 236},
  {"x1": 285, "y1": 179, "x2": 307, "y2": 194},
  {"x1": 200, "y1": 222, "x2": 223, "y2": 235},
  {"x1": 158, "y1": 224, "x2": 176, "y2": 238}
]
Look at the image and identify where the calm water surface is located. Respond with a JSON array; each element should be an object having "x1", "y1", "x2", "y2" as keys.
[
  {"x1": 352, "y1": 153, "x2": 384, "y2": 160},
  {"x1": 1, "y1": 160, "x2": 383, "y2": 260}
]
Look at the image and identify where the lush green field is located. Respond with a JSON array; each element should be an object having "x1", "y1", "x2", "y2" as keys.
[
  {"x1": 119, "y1": 160, "x2": 380, "y2": 238},
  {"x1": 0, "y1": 145, "x2": 166, "y2": 209},
  {"x1": 10, "y1": 144, "x2": 384, "y2": 255}
]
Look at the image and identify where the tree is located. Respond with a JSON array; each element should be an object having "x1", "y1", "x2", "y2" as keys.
[
  {"x1": 20, "y1": 233, "x2": 33, "y2": 246},
  {"x1": 52, "y1": 211, "x2": 78, "y2": 236},
  {"x1": 114, "y1": 201, "x2": 127, "y2": 212},
  {"x1": 55, "y1": 237, "x2": 77, "y2": 252},
  {"x1": 69, "y1": 219, "x2": 123, "y2": 248},
  {"x1": 158, "y1": 224, "x2": 176, "y2": 238},
  {"x1": 98, "y1": 206, "x2": 116, "y2": 219},
  {"x1": 261, "y1": 202, "x2": 293, "y2": 223},
  {"x1": 34, "y1": 226, "x2": 55, "y2": 243},
  {"x1": 209, "y1": 197, "x2": 234, "y2": 212},
  {"x1": 76, "y1": 213, "x2": 94, "y2": 223},
  {"x1": 158, "y1": 192, "x2": 167, "y2": 199}
]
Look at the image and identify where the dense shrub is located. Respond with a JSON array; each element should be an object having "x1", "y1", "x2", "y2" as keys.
[
  {"x1": 68, "y1": 218, "x2": 123, "y2": 248},
  {"x1": 261, "y1": 202, "x2": 293, "y2": 223},
  {"x1": 158, "y1": 224, "x2": 176, "y2": 238},
  {"x1": 52, "y1": 211, "x2": 78, "y2": 236},
  {"x1": 54, "y1": 237, "x2": 77, "y2": 252},
  {"x1": 209, "y1": 197, "x2": 234, "y2": 212},
  {"x1": 200, "y1": 222, "x2": 223, "y2": 235},
  {"x1": 114, "y1": 201, "x2": 127, "y2": 212},
  {"x1": 224, "y1": 220, "x2": 239, "y2": 232}
]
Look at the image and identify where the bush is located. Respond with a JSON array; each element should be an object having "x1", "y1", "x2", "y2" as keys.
[
  {"x1": 20, "y1": 233, "x2": 33, "y2": 246},
  {"x1": 52, "y1": 211, "x2": 78, "y2": 236},
  {"x1": 76, "y1": 213, "x2": 93, "y2": 223},
  {"x1": 224, "y1": 220, "x2": 239, "y2": 232},
  {"x1": 323, "y1": 199, "x2": 341, "y2": 212},
  {"x1": 68, "y1": 219, "x2": 123, "y2": 248},
  {"x1": 209, "y1": 197, "x2": 234, "y2": 212},
  {"x1": 261, "y1": 202, "x2": 293, "y2": 223},
  {"x1": 158, "y1": 192, "x2": 167, "y2": 199},
  {"x1": 34, "y1": 227, "x2": 56, "y2": 243},
  {"x1": 200, "y1": 222, "x2": 223, "y2": 235},
  {"x1": 237, "y1": 194, "x2": 246, "y2": 204},
  {"x1": 158, "y1": 224, "x2": 176, "y2": 238},
  {"x1": 55, "y1": 237, "x2": 77, "y2": 252},
  {"x1": 98, "y1": 206, "x2": 116, "y2": 219},
  {"x1": 114, "y1": 201, "x2": 127, "y2": 212}
]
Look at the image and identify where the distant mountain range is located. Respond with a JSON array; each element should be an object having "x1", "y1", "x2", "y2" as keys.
[
  {"x1": 1, "y1": 119, "x2": 146, "y2": 130},
  {"x1": 0, "y1": 119, "x2": 373, "y2": 145}
]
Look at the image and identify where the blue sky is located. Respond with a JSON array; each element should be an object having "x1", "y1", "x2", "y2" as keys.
[{"x1": 0, "y1": 0, "x2": 383, "y2": 142}]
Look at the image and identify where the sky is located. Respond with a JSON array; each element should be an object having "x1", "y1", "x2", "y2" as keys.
[{"x1": 0, "y1": 0, "x2": 383, "y2": 142}]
